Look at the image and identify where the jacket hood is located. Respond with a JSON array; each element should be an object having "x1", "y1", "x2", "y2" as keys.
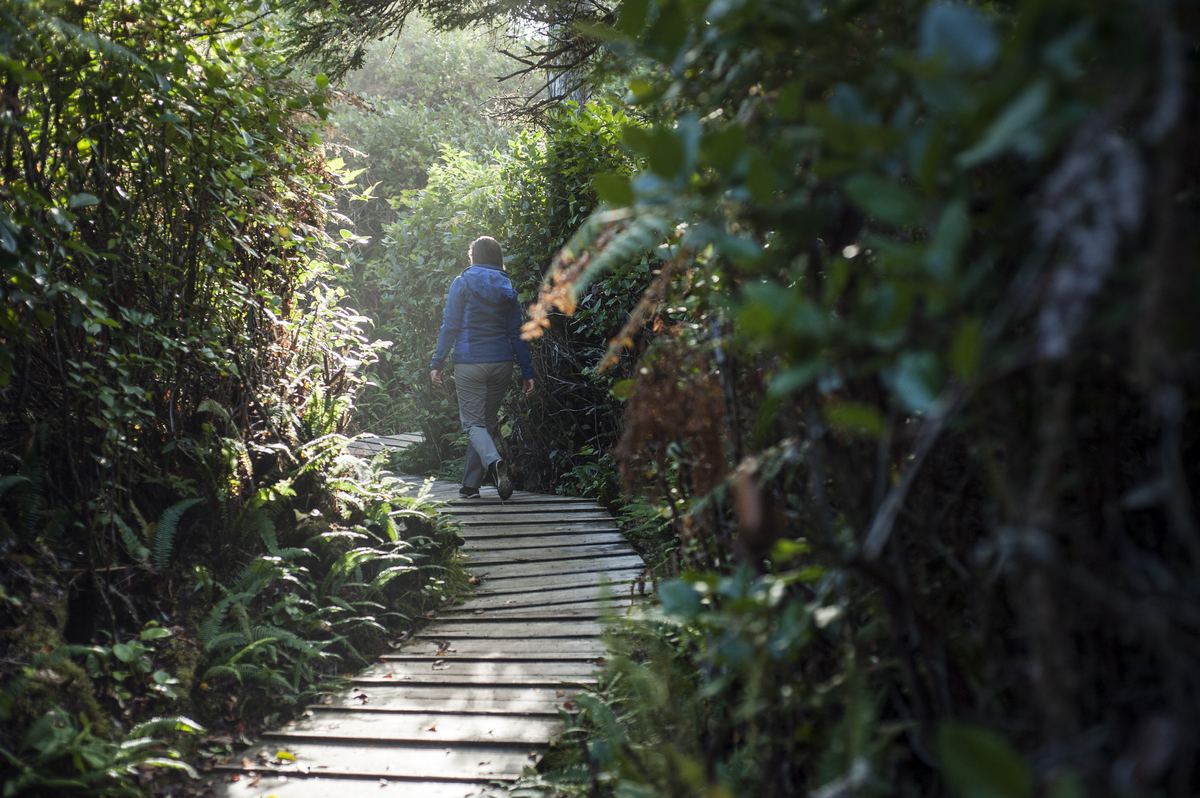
[{"x1": 460, "y1": 265, "x2": 517, "y2": 308}]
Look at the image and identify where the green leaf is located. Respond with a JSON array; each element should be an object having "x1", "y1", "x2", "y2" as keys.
[
  {"x1": 140, "y1": 627, "x2": 172, "y2": 641},
  {"x1": 617, "y1": 0, "x2": 649, "y2": 35},
  {"x1": 701, "y1": 125, "x2": 745, "y2": 173},
  {"x1": 659, "y1": 580, "x2": 703, "y2": 620},
  {"x1": 593, "y1": 173, "x2": 634, "y2": 207},
  {"x1": 746, "y1": 150, "x2": 774, "y2": 202},
  {"x1": 888, "y1": 351, "x2": 942, "y2": 414},
  {"x1": 925, "y1": 199, "x2": 970, "y2": 281},
  {"x1": 314, "y1": 73, "x2": 329, "y2": 90},
  {"x1": 611, "y1": 379, "x2": 637, "y2": 400},
  {"x1": 938, "y1": 721, "x2": 1034, "y2": 798},
  {"x1": 646, "y1": 130, "x2": 684, "y2": 178},
  {"x1": 919, "y1": 2, "x2": 999, "y2": 71},
  {"x1": 950, "y1": 318, "x2": 984, "y2": 379},
  {"x1": 645, "y1": 0, "x2": 686, "y2": 52},
  {"x1": 957, "y1": 81, "x2": 1050, "y2": 168},
  {"x1": 844, "y1": 174, "x2": 927, "y2": 228},
  {"x1": 68, "y1": 193, "x2": 100, "y2": 208},
  {"x1": 824, "y1": 402, "x2": 886, "y2": 437},
  {"x1": 112, "y1": 643, "x2": 134, "y2": 663}
]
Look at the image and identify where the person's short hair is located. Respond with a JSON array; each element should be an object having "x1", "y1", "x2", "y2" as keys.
[{"x1": 469, "y1": 236, "x2": 503, "y2": 268}]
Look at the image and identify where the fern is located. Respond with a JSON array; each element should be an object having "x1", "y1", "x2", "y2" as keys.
[
  {"x1": 151, "y1": 498, "x2": 201, "y2": 572},
  {"x1": 113, "y1": 514, "x2": 149, "y2": 566},
  {"x1": 0, "y1": 474, "x2": 29, "y2": 500}
]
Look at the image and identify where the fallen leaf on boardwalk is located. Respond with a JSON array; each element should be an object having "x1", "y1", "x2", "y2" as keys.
[
  {"x1": 379, "y1": 778, "x2": 389, "y2": 786},
  {"x1": 229, "y1": 775, "x2": 240, "y2": 782},
  {"x1": 563, "y1": 701, "x2": 575, "y2": 710},
  {"x1": 383, "y1": 674, "x2": 393, "y2": 678},
  {"x1": 276, "y1": 751, "x2": 295, "y2": 762},
  {"x1": 249, "y1": 777, "x2": 261, "y2": 787},
  {"x1": 555, "y1": 691, "x2": 565, "y2": 697},
  {"x1": 242, "y1": 759, "x2": 254, "y2": 767},
  {"x1": 479, "y1": 761, "x2": 490, "y2": 765},
  {"x1": 433, "y1": 660, "x2": 444, "y2": 665},
  {"x1": 427, "y1": 725, "x2": 438, "y2": 732}
]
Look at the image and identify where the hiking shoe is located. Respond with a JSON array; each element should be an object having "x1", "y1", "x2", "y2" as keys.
[
  {"x1": 490, "y1": 459, "x2": 514, "y2": 501},
  {"x1": 459, "y1": 485, "x2": 480, "y2": 499}
]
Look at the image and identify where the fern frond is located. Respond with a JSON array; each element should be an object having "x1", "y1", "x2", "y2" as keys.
[
  {"x1": 203, "y1": 631, "x2": 249, "y2": 653},
  {"x1": 0, "y1": 475, "x2": 30, "y2": 500},
  {"x1": 151, "y1": 498, "x2": 201, "y2": 572},
  {"x1": 124, "y1": 716, "x2": 203, "y2": 740},
  {"x1": 367, "y1": 565, "x2": 416, "y2": 592},
  {"x1": 113, "y1": 514, "x2": 149, "y2": 566}
]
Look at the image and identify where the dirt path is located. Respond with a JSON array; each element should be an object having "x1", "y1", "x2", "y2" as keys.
[{"x1": 207, "y1": 438, "x2": 647, "y2": 798}]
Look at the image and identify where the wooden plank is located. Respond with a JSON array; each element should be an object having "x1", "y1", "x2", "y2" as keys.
[
  {"x1": 461, "y1": 532, "x2": 626, "y2": 550},
  {"x1": 417, "y1": 620, "x2": 605, "y2": 638},
  {"x1": 463, "y1": 543, "x2": 636, "y2": 566},
  {"x1": 433, "y1": 606, "x2": 610, "y2": 622},
  {"x1": 208, "y1": 776, "x2": 505, "y2": 798},
  {"x1": 383, "y1": 638, "x2": 607, "y2": 660},
  {"x1": 467, "y1": 555, "x2": 645, "y2": 579},
  {"x1": 441, "y1": 503, "x2": 602, "y2": 515},
  {"x1": 472, "y1": 568, "x2": 646, "y2": 594},
  {"x1": 442, "y1": 604, "x2": 636, "y2": 620},
  {"x1": 457, "y1": 522, "x2": 621, "y2": 538},
  {"x1": 448, "y1": 584, "x2": 642, "y2": 609},
  {"x1": 452, "y1": 512, "x2": 614, "y2": 525},
  {"x1": 351, "y1": 672, "x2": 596, "y2": 686},
  {"x1": 315, "y1": 685, "x2": 573, "y2": 714},
  {"x1": 267, "y1": 711, "x2": 562, "y2": 745},
  {"x1": 357, "y1": 660, "x2": 599, "y2": 680},
  {"x1": 213, "y1": 740, "x2": 539, "y2": 781}
]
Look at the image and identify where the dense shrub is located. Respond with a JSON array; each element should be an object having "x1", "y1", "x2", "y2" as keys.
[
  {"x1": 518, "y1": 0, "x2": 1200, "y2": 796},
  {"x1": 0, "y1": 2, "x2": 465, "y2": 794}
]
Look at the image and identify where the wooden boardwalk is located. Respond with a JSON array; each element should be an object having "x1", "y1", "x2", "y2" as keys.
[{"x1": 209, "y1": 436, "x2": 647, "y2": 798}]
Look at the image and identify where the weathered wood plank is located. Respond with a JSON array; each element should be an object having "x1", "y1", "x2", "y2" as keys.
[
  {"x1": 448, "y1": 584, "x2": 644, "y2": 609},
  {"x1": 356, "y1": 660, "x2": 599, "y2": 680},
  {"x1": 213, "y1": 739, "x2": 539, "y2": 781},
  {"x1": 456, "y1": 522, "x2": 621, "y2": 538},
  {"x1": 467, "y1": 555, "x2": 645, "y2": 579},
  {"x1": 442, "y1": 503, "x2": 603, "y2": 515},
  {"x1": 315, "y1": 685, "x2": 573, "y2": 714},
  {"x1": 444, "y1": 601, "x2": 646, "y2": 619},
  {"x1": 417, "y1": 620, "x2": 605, "y2": 638},
  {"x1": 452, "y1": 513, "x2": 615, "y2": 526},
  {"x1": 472, "y1": 568, "x2": 647, "y2": 594},
  {"x1": 209, "y1": 776, "x2": 506, "y2": 798},
  {"x1": 463, "y1": 543, "x2": 637, "y2": 566},
  {"x1": 461, "y1": 532, "x2": 627, "y2": 550},
  {"x1": 267, "y1": 711, "x2": 562, "y2": 745},
  {"x1": 383, "y1": 638, "x2": 607, "y2": 660}
]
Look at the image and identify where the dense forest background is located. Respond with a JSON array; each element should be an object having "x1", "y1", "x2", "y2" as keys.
[{"x1": 2, "y1": 0, "x2": 1199, "y2": 796}]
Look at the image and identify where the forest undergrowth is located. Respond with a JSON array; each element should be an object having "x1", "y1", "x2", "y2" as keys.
[{"x1": 0, "y1": 2, "x2": 467, "y2": 795}]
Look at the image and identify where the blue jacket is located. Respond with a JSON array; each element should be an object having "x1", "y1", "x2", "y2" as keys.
[{"x1": 429, "y1": 263, "x2": 535, "y2": 380}]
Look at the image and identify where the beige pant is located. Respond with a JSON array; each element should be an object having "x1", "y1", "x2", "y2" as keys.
[{"x1": 455, "y1": 361, "x2": 512, "y2": 489}]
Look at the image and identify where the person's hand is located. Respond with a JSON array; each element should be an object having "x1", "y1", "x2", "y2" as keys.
[
  {"x1": 523, "y1": 378, "x2": 535, "y2": 398},
  {"x1": 430, "y1": 370, "x2": 443, "y2": 388}
]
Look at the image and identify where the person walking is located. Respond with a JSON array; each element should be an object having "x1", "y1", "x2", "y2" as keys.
[{"x1": 429, "y1": 236, "x2": 535, "y2": 500}]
